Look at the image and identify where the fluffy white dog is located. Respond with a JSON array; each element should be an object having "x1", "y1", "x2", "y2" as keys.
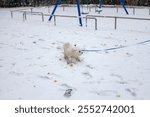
[{"x1": 63, "y1": 43, "x2": 83, "y2": 64}]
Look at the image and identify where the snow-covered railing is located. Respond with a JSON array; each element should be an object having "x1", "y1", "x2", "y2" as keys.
[
  {"x1": 59, "y1": 5, "x2": 150, "y2": 15},
  {"x1": 86, "y1": 15, "x2": 150, "y2": 30},
  {"x1": 22, "y1": 11, "x2": 44, "y2": 22},
  {"x1": 44, "y1": 14, "x2": 97, "y2": 30},
  {"x1": 10, "y1": 7, "x2": 150, "y2": 30},
  {"x1": 115, "y1": 5, "x2": 150, "y2": 15},
  {"x1": 10, "y1": 8, "x2": 34, "y2": 18},
  {"x1": 85, "y1": 16, "x2": 97, "y2": 30},
  {"x1": 44, "y1": 14, "x2": 86, "y2": 26},
  {"x1": 50, "y1": 14, "x2": 97, "y2": 30},
  {"x1": 103, "y1": 5, "x2": 150, "y2": 15},
  {"x1": 127, "y1": 6, "x2": 150, "y2": 15},
  {"x1": 59, "y1": 5, "x2": 150, "y2": 16}
]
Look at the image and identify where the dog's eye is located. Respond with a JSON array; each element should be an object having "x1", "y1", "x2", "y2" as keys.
[{"x1": 74, "y1": 44, "x2": 77, "y2": 47}]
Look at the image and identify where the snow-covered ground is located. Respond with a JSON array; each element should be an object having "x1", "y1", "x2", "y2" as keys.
[{"x1": 0, "y1": 5, "x2": 150, "y2": 100}]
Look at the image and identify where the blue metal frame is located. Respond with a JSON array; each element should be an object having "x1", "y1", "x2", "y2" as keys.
[
  {"x1": 48, "y1": 0, "x2": 128, "y2": 26},
  {"x1": 119, "y1": 0, "x2": 129, "y2": 15},
  {"x1": 48, "y1": 0, "x2": 83, "y2": 26},
  {"x1": 98, "y1": 0, "x2": 129, "y2": 15},
  {"x1": 76, "y1": 0, "x2": 82, "y2": 26},
  {"x1": 48, "y1": 0, "x2": 61, "y2": 21}
]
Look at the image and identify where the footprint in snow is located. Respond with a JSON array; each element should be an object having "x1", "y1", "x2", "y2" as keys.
[
  {"x1": 116, "y1": 81, "x2": 128, "y2": 85},
  {"x1": 41, "y1": 47, "x2": 51, "y2": 50},
  {"x1": 40, "y1": 65, "x2": 47, "y2": 68},
  {"x1": 61, "y1": 83, "x2": 76, "y2": 90},
  {"x1": 83, "y1": 80, "x2": 101, "y2": 84},
  {"x1": 82, "y1": 71, "x2": 92, "y2": 79},
  {"x1": 111, "y1": 73, "x2": 128, "y2": 85},
  {"x1": 61, "y1": 83, "x2": 77, "y2": 98},
  {"x1": 0, "y1": 59, "x2": 3, "y2": 61},
  {"x1": 64, "y1": 89, "x2": 73, "y2": 98},
  {"x1": 125, "y1": 88, "x2": 137, "y2": 97},
  {"x1": 38, "y1": 75, "x2": 52, "y2": 80},
  {"x1": 91, "y1": 90, "x2": 118, "y2": 97},
  {"x1": 0, "y1": 43, "x2": 7, "y2": 45},
  {"x1": 111, "y1": 73, "x2": 123, "y2": 80},
  {"x1": 126, "y1": 52, "x2": 133, "y2": 57},
  {"x1": 86, "y1": 64, "x2": 95, "y2": 70},
  {"x1": 15, "y1": 47, "x2": 28, "y2": 51},
  {"x1": 38, "y1": 39, "x2": 45, "y2": 42},
  {"x1": 56, "y1": 46, "x2": 61, "y2": 50},
  {"x1": 9, "y1": 71, "x2": 24, "y2": 76}
]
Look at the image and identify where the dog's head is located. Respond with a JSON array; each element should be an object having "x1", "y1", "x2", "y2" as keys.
[
  {"x1": 72, "y1": 49, "x2": 83, "y2": 56},
  {"x1": 73, "y1": 44, "x2": 83, "y2": 55}
]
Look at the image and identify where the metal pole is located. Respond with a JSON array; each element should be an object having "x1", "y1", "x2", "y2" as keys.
[
  {"x1": 11, "y1": 11, "x2": 13, "y2": 18},
  {"x1": 81, "y1": 5, "x2": 83, "y2": 12},
  {"x1": 89, "y1": 6, "x2": 91, "y2": 12},
  {"x1": 149, "y1": 7, "x2": 150, "y2": 15},
  {"x1": 54, "y1": 15, "x2": 56, "y2": 26},
  {"x1": 49, "y1": 0, "x2": 61, "y2": 21},
  {"x1": 23, "y1": 12, "x2": 27, "y2": 21},
  {"x1": 48, "y1": 6, "x2": 50, "y2": 13},
  {"x1": 133, "y1": 7, "x2": 135, "y2": 15},
  {"x1": 63, "y1": 6, "x2": 65, "y2": 11},
  {"x1": 87, "y1": 4, "x2": 88, "y2": 11},
  {"x1": 115, "y1": 17, "x2": 117, "y2": 29},
  {"x1": 86, "y1": 16, "x2": 97, "y2": 30},
  {"x1": 85, "y1": 17, "x2": 87, "y2": 27},
  {"x1": 41, "y1": 13, "x2": 44, "y2": 22},
  {"x1": 23, "y1": 12, "x2": 24, "y2": 21},
  {"x1": 119, "y1": 0, "x2": 129, "y2": 15},
  {"x1": 31, "y1": 8, "x2": 33, "y2": 12},
  {"x1": 117, "y1": 6, "x2": 118, "y2": 13},
  {"x1": 25, "y1": 12, "x2": 27, "y2": 20},
  {"x1": 76, "y1": 0, "x2": 82, "y2": 26},
  {"x1": 95, "y1": 18, "x2": 97, "y2": 30}
]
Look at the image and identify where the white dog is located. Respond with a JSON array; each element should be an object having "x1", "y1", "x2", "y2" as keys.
[{"x1": 63, "y1": 43, "x2": 83, "y2": 64}]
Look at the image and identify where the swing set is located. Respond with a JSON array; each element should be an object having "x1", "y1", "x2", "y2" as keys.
[{"x1": 48, "y1": 0, "x2": 129, "y2": 26}]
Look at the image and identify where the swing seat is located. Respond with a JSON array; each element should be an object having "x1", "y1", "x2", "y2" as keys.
[
  {"x1": 95, "y1": 9, "x2": 103, "y2": 14},
  {"x1": 81, "y1": 12, "x2": 89, "y2": 15}
]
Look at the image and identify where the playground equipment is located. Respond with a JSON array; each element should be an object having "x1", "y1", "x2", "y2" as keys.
[
  {"x1": 48, "y1": 0, "x2": 83, "y2": 26},
  {"x1": 48, "y1": 0, "x2": 129, "y2": 27},
  {"x1": 96, "y1": 0, "x2": 129, "y2": 14},
  {"x1": 95, "y1": 0, "x2": 103, "y2": 13},
  {"x1": 82, "y1": 0, "x2": 128, "y2": 14},
  {"x1": 119, "y1": 0, "x2": 129, "y2": 14}
]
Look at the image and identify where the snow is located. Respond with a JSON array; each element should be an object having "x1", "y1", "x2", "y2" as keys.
[{"x1": 0, "y1": 6, "x2": 150, "y2": 100}]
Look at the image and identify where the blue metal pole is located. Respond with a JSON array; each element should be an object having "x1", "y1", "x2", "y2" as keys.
[
  {"x1": 48, "y1": 0, "x2": 61, "y2": 21},
  {"x1": 119, "y1": 0, "x2": 129, "y2": 15},
  {"x1": 76, "y1": 0, "x2": 83, "y2": 26}
]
